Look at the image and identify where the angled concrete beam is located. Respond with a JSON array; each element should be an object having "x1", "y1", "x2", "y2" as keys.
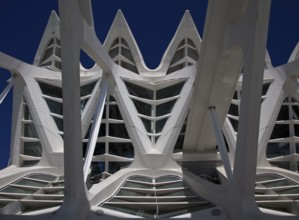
[
  {"x1": 83, "y1": 77, "x2": 108, "y2": 182},
  {"x1": 209, "y1": 107, "x2": 233, "y2": 180},
  {"x1": 184, "y1": 0, "x2": 243, "y2": 152}
]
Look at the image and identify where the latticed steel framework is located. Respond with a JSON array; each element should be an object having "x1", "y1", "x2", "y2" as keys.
[{"x1": 0, "y1": 0, "x2": 299, "y2": 219}]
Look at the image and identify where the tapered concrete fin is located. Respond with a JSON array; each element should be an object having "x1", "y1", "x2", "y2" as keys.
[
  {"x1": 288, "y1": 42, "x2": 299, "y2": 62},
  {"x1": 179, "y1": 10, "x2": 199, "y2": 30},
  {"x1": 78, "y1": 0, "x2": 93, "y2": 27},
  {"x1": 160, "y1": 10, "x2": 201, "y2": 73},
  {"x1": 265, "y1": 49, "x2": 272, "y2": 69},
  {"x1": 33, "y1": 11, "x2": 60, "y2": 66}
]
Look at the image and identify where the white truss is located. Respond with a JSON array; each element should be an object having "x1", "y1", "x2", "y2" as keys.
[{"x1": 0, "y1": 0, "x2": 299, "y2": 219}]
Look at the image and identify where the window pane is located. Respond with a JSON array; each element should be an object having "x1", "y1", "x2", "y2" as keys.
[
  {"x1": 156, "y1": 176, "x2": 180, "y2": 183},
  {"x1": 177, "y1": 40, "x2": 185, "y2": 48},
  {"x1": 108, "y1": 162, "x2": 131, "y2": 174},
  {"x1": 255, "y1": 174, "x2": 282, "y2": 182},
  {"x1": 166, "y1": 63, "x2": 185, "y2": 74},
  {"x1": 266, "y1": 143, "x2": 290, "y2": 158},
  {"x1": 45, "y1": 98, "x2": 62, "y2": 115},
  {"x1": 262, "y1": 83, "x2": 271, "y2": 96},
  {"x1": 15, "y1": 179, "x2": 48, "y2": 187},
  {"x1": 262, "y1": 178, "x2": 296, "y2": 187},
  {"x1": 292, "y1": 105, "x2": 299, "y2": 119},
  {"x1": 121, "y1": 61, "x2": 138, "y2": 74},
  {"x1": 109, "y1": 105, "x2": 123, "y2": 120},
  {"x1": 24, "y1": 105, "x2": 32, "y2": 120},
  {"x1": 109, "y1": 143, "x2": 134, "y2": 158},
  {"x1": 91, "y1": 162, "x2": 105, "y2": 175},
  {"x1": 94, "y1": 143, "x2": 106, "y2": 155},
  {"x1": 229, "y1": 118, "x2": 238, "y2": 132},
  {"x1": 38, "y1": 82, "x2": 62, "y2": 98},
  {"x1": 269, "y1": 161, "x2": 290, "y2": 170},
  {"x1": 53, "y1": 117, "x2": 63, "y2": 131},
  {"x1": 123, "y1": 181, "x2": 152, "y2": 189},
  {"x1": 111, "y1": 38, "x2": 119, "y2": 48},
  {"x1": 47, "y1": 39, "x2": 54, "y2": 47},
  {"x1": 83, "y1": 142, "x2": 105, "y2": 156},
  {"x1": 156, "y1": 82, "x2": 185, "y2": 100},
  {"x1": 174, "y1": 135, "x2": 184, "y2": 151},
  {"x1": 109, "y1": 96, "x2": 116, "y2": 102},
  {"x1": 23, "y1": 142, "x2": 42, "y2": 157},
  {"x1": 109, "y1": 124, "x2": 130, "y2": 139},
  {"x1": 81, "y1": 81, "x2": 96, "y2": 97},
  {"x1": 120, "y1": 38, "x2": 129, "y2": 47},
  {"x1": 24, "y1": 123, "x2": 38, "y2": 138},
  {"x1": 156, "y1": 100, "x2": 176, "y2": 116},
  {"x1": 277, "y1": 105, "x2": 289, "y2": 121},
  {"x1": 156, "y1": 182, "x2": 186, "y2": 189},
  {"x1": 187, "y1": 47, "x2": 199, "y2": 61},
  {"x1": 270, "y1": 124, "x2": 290, "y2": 139},
  {"x1": 42, "y1": 47, "x2": 54, "y2": 61},
  {"x1": 109, "y1": 47, "x2": 119, "y2": 58},
  {"x1": 187, "y1": 39, "x2": 196, "y2": 47},
  {"x1": 124, "y1": 81, "x2": 153, "y2": 100},
  {"x1": 156, "y1": 118, "x2": 168, "y2": 133},
  {"x1": 28, "y1": 174, "x2": 57, "y2": 181},
  {"x1": 141, "y1": 118, "x2": 152, "y2": 133},
  {"x1": 170, "y1": 48, "x2": 185, "y2": 65},
  {"x1": 22, "y1": 160, "x2": 40, "y2": 167},
  {"x1": 55, "y1": 47, "x2": 61, "y2": 57},
  {"x1": 97, "y1": 124, "x2": 106, "y2": 137},
  {"x1": 228, "y1": 103, "x2": 239, "y2": 116},
  {"x1": 54, "y1": 61, "x2": 61, "y2": 70},
  {"x1": 294, "y1": 124, "x2": 299, "y2": 137},
  {"x1": 1, "y1": 186, "x2": 35, "y2": 194},
  {"x1": 81, "y1": 99, "x2": 89, "y2": 110},
  {"x1": 116, "y1": 189, "x2": 149, "y2": 197},
  {"x1": 129, "y1": 176, "x2": 152, "y2": 183},
  {"x1": 132, "y1": 99, "x2": 152, "y2": 116},
  {"x1": 121, "y1": 47, "x2": 134, "y2": 63}
]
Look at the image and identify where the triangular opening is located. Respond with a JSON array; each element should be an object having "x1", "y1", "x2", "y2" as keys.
[
  {"x1": 167, "y1": 38, "x2": 199, "y2": 75},
  {"x1": 109, "y1": 37, "x2": 139, "y2": 74}
]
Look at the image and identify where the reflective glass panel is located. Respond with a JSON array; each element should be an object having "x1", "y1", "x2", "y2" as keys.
[
  {"x1": 45, "y1": 98, "x2": 62, "y2": 115},
  {"x1": 124, "y1": 81, "x2": 153, "y2": 100},
  {"x1": 38, "y1": 82, "x2": 62, "y2": 98},
  {"x1": 266, "y1": 143, "x2": 290, "y2": 158},
  {"x1": 23, "y1": 142, "x2": 42, "y2": 157},
  {"x1": 156, "y1": 82, "x2": 185, "y2": 100}
]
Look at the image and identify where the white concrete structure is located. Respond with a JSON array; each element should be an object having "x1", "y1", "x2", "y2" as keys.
[{"x1": 0, "y1": 0, "x2": 299, "y2": 219}]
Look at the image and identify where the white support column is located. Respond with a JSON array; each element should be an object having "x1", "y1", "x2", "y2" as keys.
[
  {"x1": 209, "y1": 106, "x2": 233, "y2": 180},
  {"x1": 228, "y1": 0, "x2": 271, "y2": 219},
  {"x1": 83, "y1": 77, "x2": 108, "y2": 182},
  {"x1": 57, "y1": 0, "x2": 89, "y2": 218}
]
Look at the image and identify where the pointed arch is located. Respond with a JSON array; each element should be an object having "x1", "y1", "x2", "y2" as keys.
[
  {"x1": 104, "y1": 10, "x2": 143, "y2": 74},
  {"x1": 33, "y1": 11, "x2": 61, "y2": 69}
]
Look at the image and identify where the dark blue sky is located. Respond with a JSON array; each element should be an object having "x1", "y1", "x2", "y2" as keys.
[{"x1": 0, "y1": 1, "x2": 299, "y2": 168}]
